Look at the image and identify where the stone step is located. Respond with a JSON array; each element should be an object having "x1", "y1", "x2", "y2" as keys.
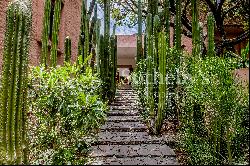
[
  {"x1": 90, "y1": 144, "x2": 176, "y2": 158},
  {"x1": 110, "y1": 106, "x2": 138, "y2": 110},
  {"x1": 89, "y1": 156, "x2": 178, "y2": 165},
  {"x1": 111, "y1": 102, "x2": 135, "y2": 106},
  {"x1": 108, "y1": 110, "x2": 139, "y2": 116},
  {"x1": 107, "y1": 116, "x2": 141, "y2": 122},
  {"x1": 93, "y1": 131, "x2": 165, "y2": 145},
  {"x1": 100, "y1": 122, "x2": 147, "y2": 132}
]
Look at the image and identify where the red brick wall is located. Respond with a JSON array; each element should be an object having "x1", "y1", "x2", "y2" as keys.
[{"x1": 0, "y1": 0, "x2": 82, "y2": 71}]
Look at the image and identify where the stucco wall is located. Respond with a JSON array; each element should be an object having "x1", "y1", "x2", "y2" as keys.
[{"x1": 0, "y1": 0, "x2": 82, "y2": 71}]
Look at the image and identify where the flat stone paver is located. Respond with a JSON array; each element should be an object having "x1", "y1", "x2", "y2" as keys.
[
  {"x1": 108, "y1": 116, "x2": 141, "y2": 122},
  {"x1": 89, "y1": 86, "x2": 178, "y2": 165},
  {"x1": 90, "y1": 156, "x2": 178, "y2": 165},
  {"x1": 90, "y1": 144, "x2": 176, "y2": 157}
]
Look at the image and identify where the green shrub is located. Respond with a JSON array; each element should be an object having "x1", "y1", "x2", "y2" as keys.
[
  {"x1": 27, "y1": 63, "x2": 108, "y2": 165},
  {"x1": 180, "y1": 56, "x2": 249, "y2": 165}
]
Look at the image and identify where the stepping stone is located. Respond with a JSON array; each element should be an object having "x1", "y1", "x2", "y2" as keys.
[
  {"x1": 100, "y1": 122, "x2": 147, "y2": 132},
  {"x1": 107, "y1": 111, "x2": 139, "y2": 116},
  {"x1": 107, "y1": 116, "x2": 141, "y2": 122},
  {"x1": 94, "y1": 131, "x2": 165, "y2": 145},
  {"x1": 90, "y1": 156, "x2": 178, "y2": 165},
  {"x1": 108, "y1": 109, "x2": 139, "y2": 116},
  {"x1": 90, "y1": 144, "x2": 176, "y2": 158},
  {"x1": 110, "y1": 105, "x2": 138, "y2": 111}
]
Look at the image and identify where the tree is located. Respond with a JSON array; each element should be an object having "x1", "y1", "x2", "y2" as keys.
[{"x1": 98, "y1": 0, "x2": 249, "y2": 56}]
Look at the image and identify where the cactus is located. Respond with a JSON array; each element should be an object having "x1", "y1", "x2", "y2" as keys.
[
  {"x1": 110, "y1": 27, "x2": 116, "y2": 100},
  {"x1": 175, "y1": 0, "x2": 181, "y2": 51},
  {"x1": 102, "y1": 0, "x2": 111, "y2": 101},
  {"x1": 198, "y1": 22, "x2": 203, "y2": 57},
  {"x1": 78, "y1": 0, "x2": 86, "y2": 63},
  {"x1": 148, "y1": 0, "x2": 158, "y2": 17},
  {"x1": 164, "y1": 0, "x2": 170, "y2": 48},
  {"x1": 84, "y1": 15, "x2": 90, "y2": 66},
  {"x1": 99, "y1": 34, "x2": 104, "y2": 79},
  {"x1": 41, "y1": 0, "x2": 51, "y2": 67},
  {"x1": 51, "y1": 0, "x2": 62, "y2": 67},
  {"x1": 137, "y1": 0, "x2": 143, "y2": 63},
  {"x1": 155, "y1": 31, "x2": 167, "y2": 134},
  {"x1": 153, "y1": 15, "x2": 160, "y2": 71},
  {"x1": 89, "y1": 4, "x2": 97, "y2": 68},
  {"x1": 192, "y1": 0, "x2": 199, "y2": 57},
  {"x1": 64, "y1": 36, "x2": 71, "y2": 63},
  {"x1": 0, "y1": 0, "x2": 32, "y2": 164},
  {"x1": 146, "y1": 13, "x2": 155, "y2": 123},
  {"x1": 207, "y1": 12, "x2": 215, "y2": 57},
  {"x1": 95, "y1": 19, "x2": 101, "y2": 73}
]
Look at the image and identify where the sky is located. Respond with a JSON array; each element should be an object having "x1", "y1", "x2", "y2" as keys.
[{"x1": 87, "y1": 0, "x2": 138, "y2": 35}]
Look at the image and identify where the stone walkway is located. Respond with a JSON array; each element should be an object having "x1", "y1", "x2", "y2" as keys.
[{"x1": 89, "y1": 86, "x2": 179, "y2": 165}]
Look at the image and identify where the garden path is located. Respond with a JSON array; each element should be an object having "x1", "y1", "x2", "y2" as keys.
[{"x1": 89, "y1": 85, "x2": 179, "y2": 165}]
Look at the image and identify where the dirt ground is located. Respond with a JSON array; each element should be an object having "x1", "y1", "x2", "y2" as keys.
[{"x1": 232, "y1": 68, "x2": 249, "y2": 88}]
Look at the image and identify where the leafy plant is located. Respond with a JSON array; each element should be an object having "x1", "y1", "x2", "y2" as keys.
[
  {"x1": 27, "y1": 63, "x2": 108, "y2": 165},
  {"x1": 179, "y1": 56, "x2": 249, "y2": 165}
]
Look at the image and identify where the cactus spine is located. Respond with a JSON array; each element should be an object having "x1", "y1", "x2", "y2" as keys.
[
  {"x1": 207, "y1": 12, "x2": 215, "y2": 57},
  {"x1": 41, "y1": 0, "x2": 51, "y2": 67},
  {"x1": 64, "y1": 36, "x2": 71, "y2": 63},
  {"x1": 51, "y1": 0, "x2": 62, "y2": 67},
  {"x1": 137, "y1": 0, "x2": 143, "y2": 63},
  {"x1": 155, "y1": 31, "x2": 167, "y2": 134},
  {"x1": 0, "y1": 0, "x2": 32, "y2": 164}
]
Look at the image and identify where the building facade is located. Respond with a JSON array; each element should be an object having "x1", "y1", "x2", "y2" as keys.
[{"x1": 0, "y1": 0, "x2": 82, "y2": 71}]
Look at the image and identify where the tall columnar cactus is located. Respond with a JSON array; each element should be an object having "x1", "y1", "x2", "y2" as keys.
[
  {"x1": 110, "y1": 26, "x2": 117, "y2": 100},
  {"x1": 101, "y1": 0, "x2": 111, "y2": 101},
  {"x1": 0, "y1": 0, "x2": 32, "y2": 164},
  {"x1": 192, "y1": 0, "x2": 199, "y2": 57},
  {"x1": 78, "y1": 0, "x2": 97, "y2": 67},
  {"x1": 51, "y1": 0, "x2": 62, "y2": 67},
  {"x1": 175, "y1": 0, "x2": 182, "y2": 51},
  {"x1": 78, "y1": 0, "x2": 86, "y2": 59},
  {"x1": 155, "y1": 31, "x2": 167, "y2": 134},
  {"x1": 84, "y1": 15, "x2": 90, "y2": 65},
  {"x1": 137, "y1": 0, "x2": 143, "y2": 64},
  {"x1": 95, "y1": 19, "x2": 101, "y2": 73},
  {"x1": 144, "y1": 34, "x2": 147, "y2": 59},
  {"x1": 153, "y1": 15, "x2": 160, "y2": 68},
  {"x1": 207, "y1": 12, "x2": 215, "y2": 57},
  {"x1": 164, "y1": 0, "x2": 170, "y2": 48},
  {"x1": 198, "y1": 22, "x2": 203, "y2": 57},
  {"x1": 146, "y1": 13, "x2": 155, "y2": 124},
  {"x1": 64, "y1": 36, "x2": 71, "y2": 63},
  {"x1": 41, "y1": 0, "x2": 51, "y2": 67},
  {"x1": 99, "y1": 34, "x2": 104, "y2": 80},
  {"x1": 148, "y1": 0, "x2": 158, "y2": 17},
  {"x1": 89, "y1": 4, "x2": 98, "y2": 58}
]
